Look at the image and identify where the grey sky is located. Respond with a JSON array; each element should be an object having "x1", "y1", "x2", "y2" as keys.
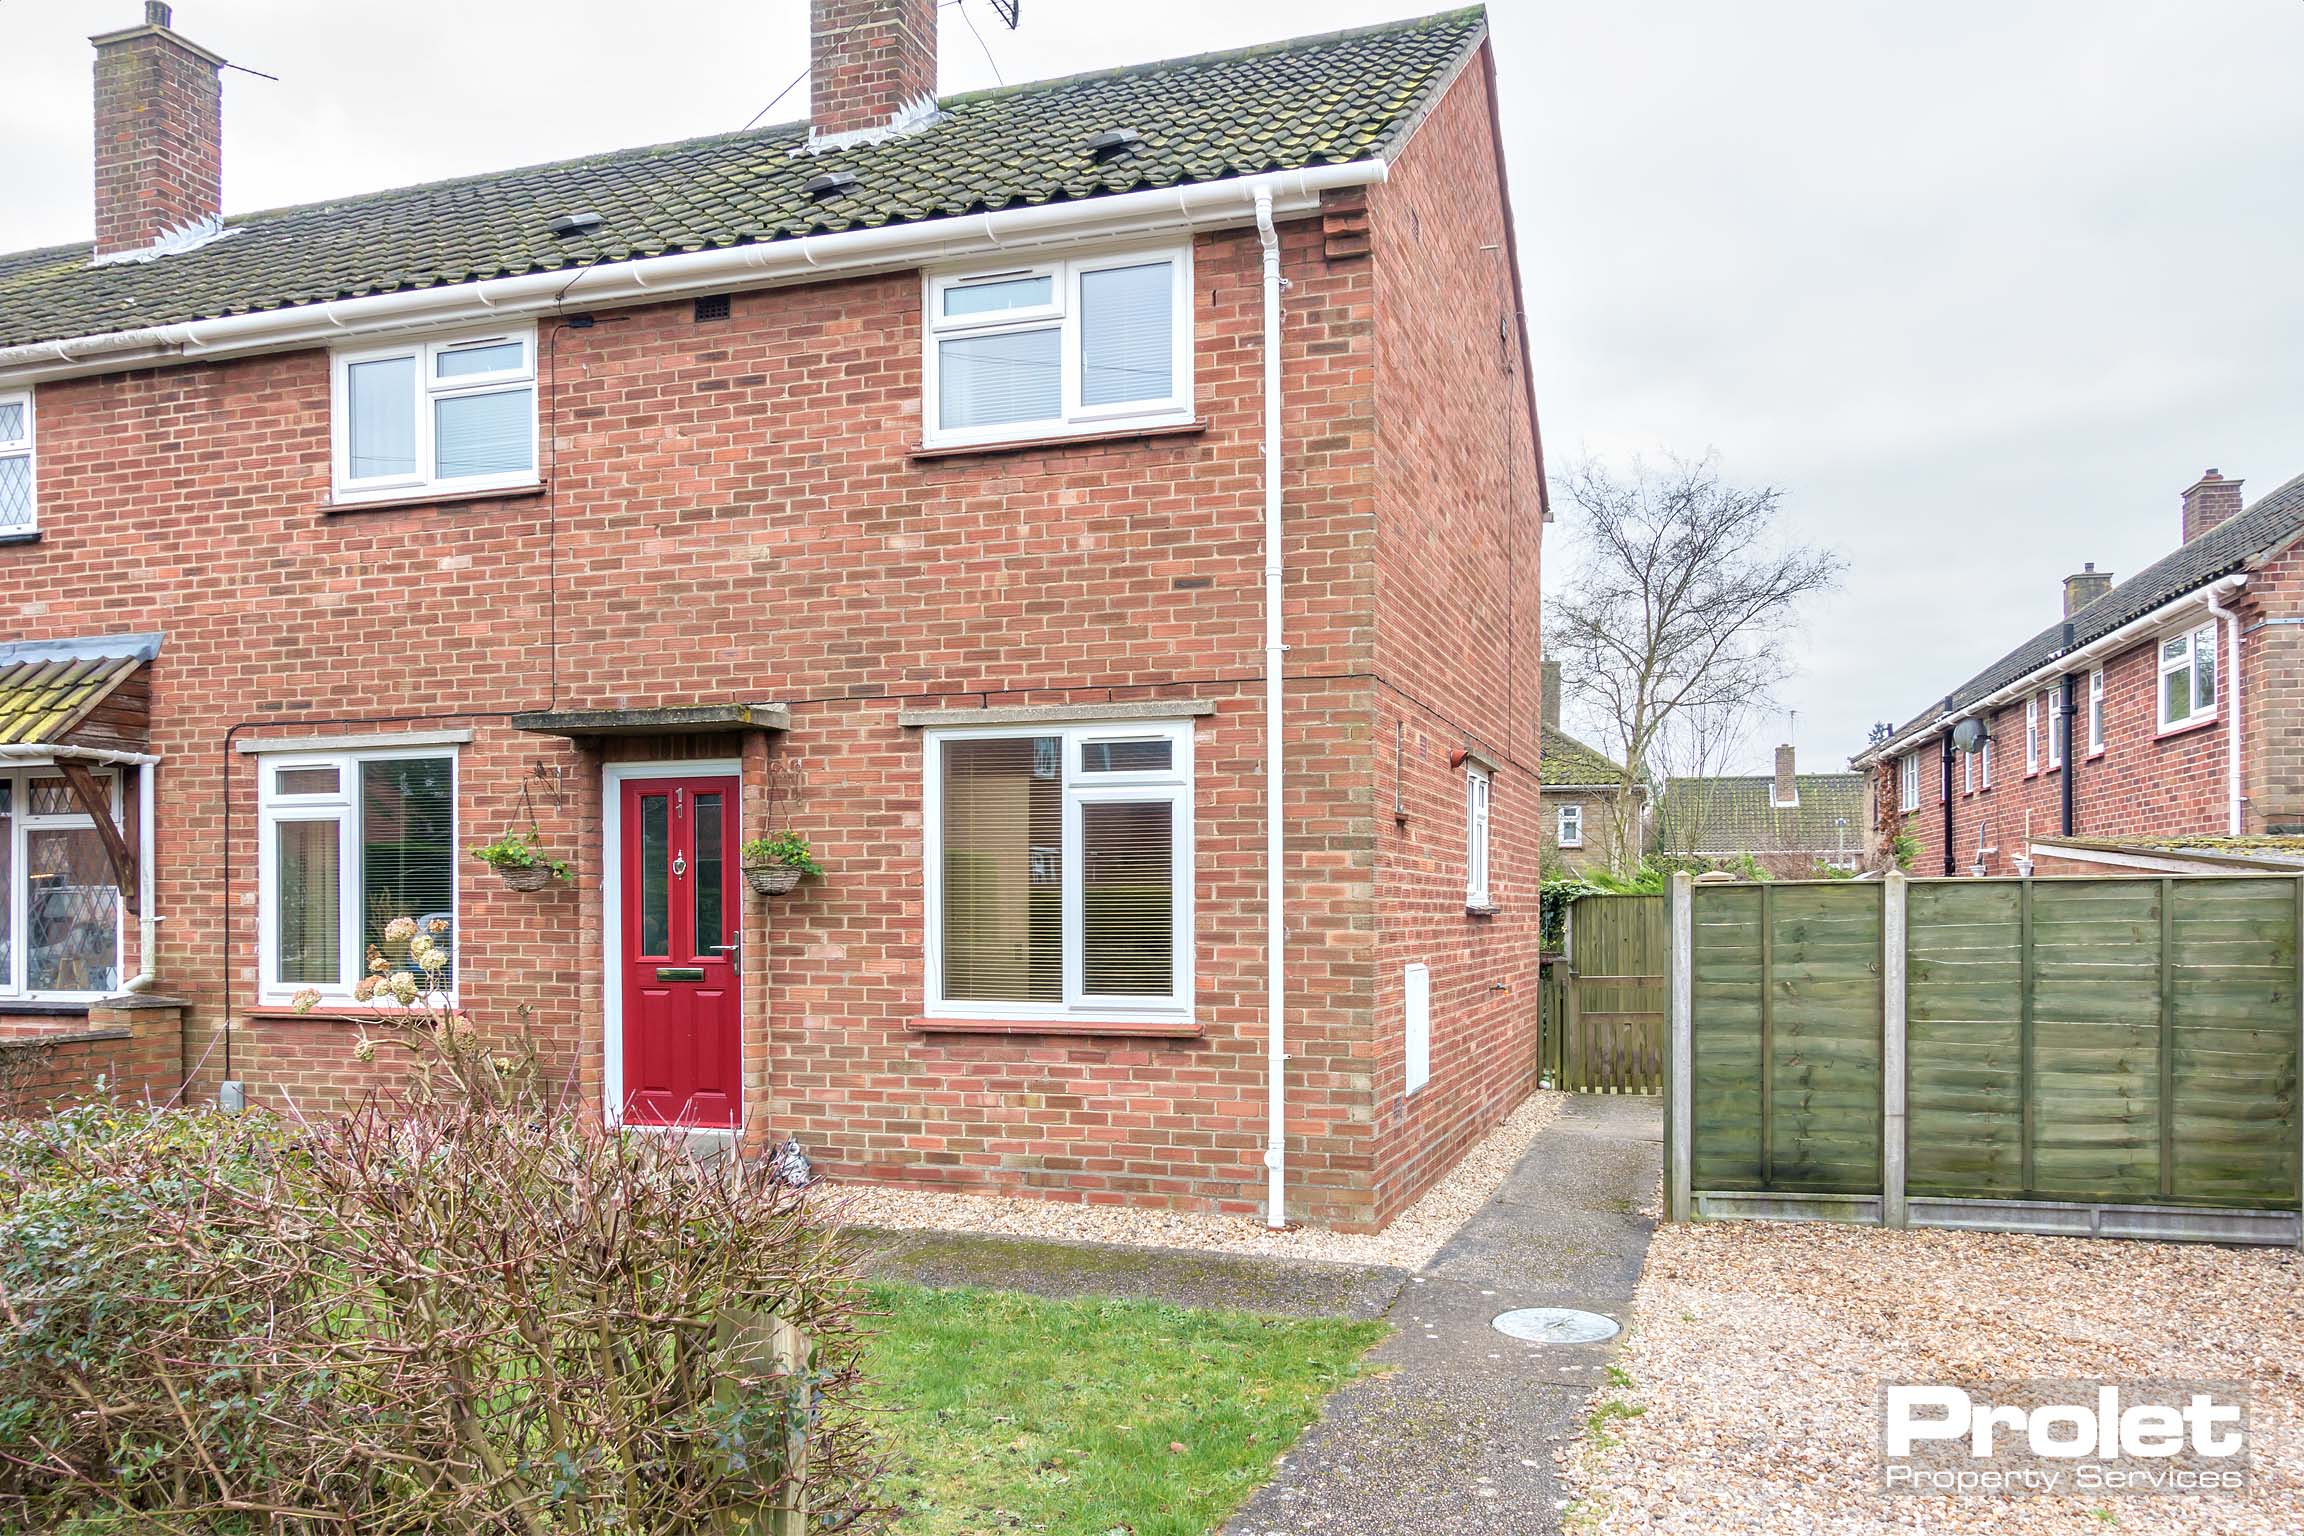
[{"x1": 4, "y1": 2, "x2": 2300, "y2": 773}]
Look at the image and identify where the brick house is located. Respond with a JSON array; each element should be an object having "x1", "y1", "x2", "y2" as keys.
[
  {"x1": 1538, "y1": 664, "x2": 1642, "y2": 875},
  {"x1": 0, "y1": 2, "x2": 1547, "y2": 1231},
  {"x1": 1655, "y1": 745, "x2": 1868, "y2": 878},
  {"x1": 1852, "y1": 469, "x2": 2304, "y2": 877}
]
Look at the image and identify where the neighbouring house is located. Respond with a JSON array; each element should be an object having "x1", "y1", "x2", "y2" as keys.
[
  {"x1": 1655, "y1": 745, "x2": 1868, "y2": 877},
  {"x1": 1852, "y1": 468, "x2": 2304, "y2": 877},
  {"x1": 0, "y1": 2, "x2": 1547, "y2": 1232},
  {"x1": 1538, "y1": 663, "x2": 1643, "y2": 874}
]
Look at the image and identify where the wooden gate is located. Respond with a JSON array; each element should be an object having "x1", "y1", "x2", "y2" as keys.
[{"x1": 1553, "y1": 893, "x2": 1666, "y2": 1094}]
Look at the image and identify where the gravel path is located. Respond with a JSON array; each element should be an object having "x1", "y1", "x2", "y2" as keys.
[
  {"x1": 1563, "y1": 1220, "x2": 2304, "y2": 1535},
  {"x1": 818, "y1": 1089, "x2": 1569, "y2": 1269}
]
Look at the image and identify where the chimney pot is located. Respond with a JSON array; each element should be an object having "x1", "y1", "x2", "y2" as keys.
[
  {"x1": 2063, "y1": 563, "x2": 2113, "y2": 617},
  {"x1": 809, "y1": 0, "x2": 939, "y2": 142},
  {"x1": 2181, "y1": 468, "x2": 2244, "y2": 544},
  {"x1": 1772, "y1": 744, "x2": 1797, "y2": 807},
  {"x1": 91, "y1": 4, "x2": 225, "y2": 257},
  {"x1": 1541, "y1": 660, "x2": 1562, "y2": 733}
]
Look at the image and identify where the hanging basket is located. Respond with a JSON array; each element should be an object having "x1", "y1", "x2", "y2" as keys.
[
  {"x1": 495, "y1": 863, "x2": 556, "y2": 892},
  {"x1": 745, "y1": 863, "x2": 804, "y2": 896}
]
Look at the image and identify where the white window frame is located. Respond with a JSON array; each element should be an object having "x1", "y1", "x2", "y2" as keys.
[
  {"x1": 2157, "y1": 621, "x2": 2219, "y2": 731},
  {"x1": 1466, "y1": 765, "x2": 1493, "y2": 906},
  {"x1": 1556, "y1": 801, "x2": 1583, "y2": 849},
  {"x1": 256, "y1": 747, "x2": 459, "y2": 1005},
  {"x1": 2025, "y1": 695, "x2": 2040, "y2": 774},
  {"x1": 2088, "y1": 668, "x2": 2105, "y2": 754},
  {"x1": 921, "y1": 244, "x2": 1195, "y2": 449},
  {"x1": 330, "y1": 326, "x2": 539, "y2": 504},
  {"x1": 0, "y1": 767, "x2": 125, "y2": 1002},
  {"x1": 1962, "y1": 751, "x2": 1974, "y2": 795},
  {"x1": 0, "y1": 389, "x2": 34, "y2": 536},
  {"x1": 2043, "y1": 684, "x2": 2064, "y2": 770},
  {"x1": 1898, "y1": 752, "x2": 1920, "y2": 812},
  {"x1": 922, "y1": 720, "x2": 1194, "y2": 1024},
  {"x1": 1981, "y1": 735, "x2": 1993, "y2": 789}
]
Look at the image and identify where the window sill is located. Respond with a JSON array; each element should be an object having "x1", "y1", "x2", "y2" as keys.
[
  {"x1": 0, "y1": 1000, "x2": 94, "y2": 1017},
  {"x1": 1466, "y1": 902, "x2": 1501, "y2": 919},
  {"x1": 325, "y1": 482, "x2": 547, "y2": 516},
  {"x1": 911, "y1": 420, "x2": 1207, "y2": 462},
  {"x1": 910, "y1": 1016, "x2": 1203, "y2": 1040},
  {"x1": 2156, "y1": 715, "x2": 2219, "y2": 741},
  {"x1": 242, "y1": 1001, "x2": 455, "y2": 1022},
  {"x1": 0, "y1": 529, "x2": 40, "y2": 547}
]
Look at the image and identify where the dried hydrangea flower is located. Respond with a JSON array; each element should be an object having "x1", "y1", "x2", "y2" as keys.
[
  {"x1": 352, "y1": 1036, "x2": 377, "y2": 1063},
  {"x1": 384, "y1": 916, "x2": 419, "y2": 944},
  {"x1": 290, "y1": 988, "x2": 321, "y2": 1015}
]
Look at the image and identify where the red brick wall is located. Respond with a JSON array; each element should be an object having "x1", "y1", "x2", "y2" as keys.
[
  {"x1": 1364, "y1": 51, "x2": 1549, "y2": 1226},
  {"x1": 1888, "y1": 556, "x2": 2299, "y2": 872},
  {"x1": 1, "y1": 54, "x2": 1539, "y2": 1230},
  {"x1": 0, "y1": 1001, "x2": 185, "y2": 1112}
]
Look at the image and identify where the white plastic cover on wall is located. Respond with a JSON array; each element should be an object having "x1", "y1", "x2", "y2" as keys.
[{"x1": 1404, "y1": 962, "x2": 1431, "y2": 1095}]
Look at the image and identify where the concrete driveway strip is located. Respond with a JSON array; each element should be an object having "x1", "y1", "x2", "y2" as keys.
[{"x1": 1225, "y1": 1093, "x2": 1663, "y2": 1536}]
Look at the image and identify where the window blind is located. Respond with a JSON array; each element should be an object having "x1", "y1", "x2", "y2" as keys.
[
  {"x1": 941, "y1": 737, "x2": 1063, "y2": 1002},
  {"x1": 1081, "y1": 799, "x2": 1173, "y2": 995}
]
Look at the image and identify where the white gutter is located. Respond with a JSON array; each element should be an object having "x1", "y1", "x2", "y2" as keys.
[
  {"x1": 1255, "y1": 184, "x2": 1288, "y2": 1231},
  {"x1": 0, "y1": 163, "x2": 1389, "y2": 389},
  {"x1": 1854, "y1": 575, "x2": 2250, "y2": 768},
  {"x1": 2207, "y1": 586, "x2": 2245, "y2": 835}
]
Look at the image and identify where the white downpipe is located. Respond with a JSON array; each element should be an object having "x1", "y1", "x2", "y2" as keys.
[
  {"x1": 125, "y1": 763, "x2": 158, "y2": 992},
  {"x1": 2208, "y1": 588, "x2": 2245, "y2": 835},
  {"x1": 1256, "y1": 185, "x2": 1288, "y2": 1230}
]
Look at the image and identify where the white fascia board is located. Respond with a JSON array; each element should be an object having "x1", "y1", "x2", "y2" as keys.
[{"x1": 0, "y1": 163, "x2": 1387, "y2": 389}]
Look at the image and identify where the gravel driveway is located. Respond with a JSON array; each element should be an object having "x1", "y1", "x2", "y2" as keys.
[{"x1": 1564, "y1": 1221, "x2": 2303, "y2": 1535}]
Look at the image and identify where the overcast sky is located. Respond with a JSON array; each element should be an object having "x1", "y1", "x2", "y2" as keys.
[{"x1": 5, "y1": 1, "x2": 2301, "y2": 772}]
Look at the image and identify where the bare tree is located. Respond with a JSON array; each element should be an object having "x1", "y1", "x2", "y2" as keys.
[{"x1": 1546, "y1": 454, "x2": 1843, "y2": 874}]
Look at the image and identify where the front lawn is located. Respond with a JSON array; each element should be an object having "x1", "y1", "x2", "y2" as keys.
[{"x1": 864, "y1": 1282, "x2": 1385, "y2": 1536}]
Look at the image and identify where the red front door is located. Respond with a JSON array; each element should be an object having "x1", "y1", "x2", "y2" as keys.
[{"x1": 619, "y1": 775, "x2": 742, "y2": 1129}]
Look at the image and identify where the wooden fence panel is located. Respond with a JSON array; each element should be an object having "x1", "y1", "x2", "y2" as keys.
[
  {"x1": 1906, "y1": 880, "x2": 2024, "y2": 1196},
  {"x1": 1690, "y1": 885, "x2": 1765, "y2": 1187},
  {"x1": 2169, "y1": 878, "x2": 2301, "y2": 1208},
  {"x1": 2030, "y1": 879, "x2": 2166, "y2": 1202},
  {"x1": 1766, "y1": 883, "x2": 1884, "y2": 1194}
]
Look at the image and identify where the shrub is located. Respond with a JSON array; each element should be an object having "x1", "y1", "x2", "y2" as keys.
[
  {"x1": 741, "y1": 831, "x2": 823, "y2": 879},
  {"x1": 0, "y1": 1005, "x2": 880, "y2": 1532}
]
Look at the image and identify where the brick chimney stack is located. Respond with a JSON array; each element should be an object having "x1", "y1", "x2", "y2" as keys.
[
  {"x1": 2181, "y1": 469, "x2": 2245, "y2": 544},
  {"x1": 809, "y1": 0, "x2": 938, "y2": 142},
  {"x1": 90, "y1": 2, "x2": 225, "y2": 257},
  {"x1": 1541, "y1": 660, "x2": 1562, "y2": 732},
  {"x1": 1772, "y1": 744, "x2": 1797, "y2": 807},
  {"x1": 2063, "y1": 562, "x2": 2112, "y2": 617}
]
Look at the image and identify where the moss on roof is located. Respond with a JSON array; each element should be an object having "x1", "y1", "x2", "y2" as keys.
[
  {"x1": 0, "y1": 8, "x2": 1486, "y2": 350},
  {"x1": 1540, "y1": 725, "x2": 1630, "y2": 787},
  {"x1": 1658, "y1": 773, "x2": 1868, "y2": 857}
]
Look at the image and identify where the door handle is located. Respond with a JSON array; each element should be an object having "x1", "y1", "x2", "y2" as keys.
[{"x1": 655, "y1": 966, "x2": 705, "y2": 982}]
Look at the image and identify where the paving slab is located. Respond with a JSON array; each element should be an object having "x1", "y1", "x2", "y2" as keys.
[{"x1": 1224, "y1": 1092, "x2": 1663, "y2": 1535}]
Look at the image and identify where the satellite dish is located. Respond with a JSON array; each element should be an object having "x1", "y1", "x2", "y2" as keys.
[{"x1": 1951, "y1": 716, "x2": 1990, "y2": 754}]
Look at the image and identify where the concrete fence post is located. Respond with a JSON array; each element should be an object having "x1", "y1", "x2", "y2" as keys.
[
  {"x1": 1881, "y1": 872, "x2": 1909, "y2": 1230},
  {"x1": 1668, "y1": 871, "x2": 1694, "y2": 1223}
]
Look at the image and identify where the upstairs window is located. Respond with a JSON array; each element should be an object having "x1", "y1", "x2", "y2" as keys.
[
  {"x1": 2158, "y1": 622, "x2": 2218, "y2": 730},
  {"x1": 926, "y1": 721, "x2": 1192, "y2": 1021},
  {"x1": 1898, "y1": 751, "x2": 1921, "y2": 812},
  {"x1": 2088, "y1": 668, "x2": 2105, "y2": 753},
  {"x1": 923, "y1": 247, "x2": 1194, "y2": 448},
  {"x1": 1981, "y1": 736, "x2": 1993, "y2": 788},
  {"x1": 2043, "y1": 684, "x2": 2064, "y2": 769},
  {"x1": 1466, "y1": 766, "x2": 1493, "y2": 906},
  {"x1": 1556, "y1": 801, "x2": 1583, "y2": 848},
  {"x1": 258, "y1": 751, "x2": 457, "y2": 1004},
  {"x1": 1962, "y1": 751, "x2": 1974, "y2": 795},
  {"x1": 332, "y1": 329, "x2": 538, "y2": 504},
  {"x1": 0, "y1": 392, "x2": 33, "y2": 536},
  {"x1": 2025, "y1": 696, "x2": 2040, "y2": 774}
]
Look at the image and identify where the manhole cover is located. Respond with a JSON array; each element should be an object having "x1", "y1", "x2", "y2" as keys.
[{"x1": 1491, "y1": 1307, "x2": 1619, "y2": 1344}]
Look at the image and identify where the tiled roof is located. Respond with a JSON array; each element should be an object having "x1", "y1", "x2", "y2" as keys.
[
  {"x1": 1867, "y1": 470, "x2": 2304, "y2": 759},
  {"x1": 1658, "y1": 773, "x2": 1869, "y2": 857},
  {"x1": 0, "y1": 8, "x2": 1486, "y2": 351},
  {"x1": 1540, "y1": 725, "x2": 1630, "y2": 788},
  {"x1": 0, "y1": 635, "x2": 160, "y2": 747}
]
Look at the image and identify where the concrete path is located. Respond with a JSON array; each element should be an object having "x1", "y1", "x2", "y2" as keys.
[{"x1": 1224, "y1": 1093, "x2": 1663, "y2": 1536}]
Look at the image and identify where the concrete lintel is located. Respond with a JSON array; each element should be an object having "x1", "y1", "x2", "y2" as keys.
[
  {"x1": 510, "y1": 704, "x2": 790, "y2": 738},
  {"x1": 237, "y1": 728, "x2": 475, "y2": 755},
  {"x1": 898, "y1": 700, "x2": 1217, "y2": 728}
]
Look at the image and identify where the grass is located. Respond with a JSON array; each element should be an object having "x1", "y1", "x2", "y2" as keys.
[{"x1": 861, "y1": 1282, "x2": 1386, "y2": 1536}]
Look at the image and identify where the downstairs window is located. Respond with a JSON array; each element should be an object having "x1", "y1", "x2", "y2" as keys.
[{"x1": 0, "y1": 769, "x2": 122, "y2": 1000}]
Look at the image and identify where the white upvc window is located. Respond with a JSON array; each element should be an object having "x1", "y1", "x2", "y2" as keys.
[
  {"x1": 1962, "y1": 751, "x2": 1974, "y2": 795},
  {"x1": 2025, "y1": 696, "x2": 2040, "y2": 774},
  {"x1": 2158, "y1": 622, "x2": 2218, "y2": 730},
  {"x1": 1556, "y1": 801, "x2": 1583, "y2": 848},
  {"x1": 1898, "y1": 752, "x2": 1920, "y2": 812},
  {"x1": 1466, "y1": 765, "x2": 1493, "y2": 905},
  {"x1": 331, "y1": 328, "x2": 538, "y2": 503},
  {"x1": 2088, "y1": 668, "x2": 2105, "y2": 754},
  {"x1": 924, "y1": 720, "x2": 1193, "y2": 1023},
  {"x1": 0, "y1": 769, "x2": 124, "y2": 1001},
  {"x1": 922, "y1": 245, "x2": 1195, "y2": 448},
  {"x1": 0, "y1": 391, "x2": 34, "y2": 536},
  {"x1": 2043, "y1": 684, "x2": 2064, "y2": 769},
  {"x1": 257, "y1": 749, "x2": 458, "y2": 1004},
  {"x1": 1981, "y1": 736, "x2": 1993, "y2": 788}
]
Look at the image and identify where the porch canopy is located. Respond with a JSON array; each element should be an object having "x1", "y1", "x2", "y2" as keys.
[
  {"x1": 510, "y1": 703, "x2": 791, "y2": 740},
  {"x1": 0, "y1": 632, "x2": 161, "y2": 914}
]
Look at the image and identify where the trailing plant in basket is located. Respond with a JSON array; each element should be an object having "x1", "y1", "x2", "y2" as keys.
[
  {"x1": 744, "y1": 831, "x2": 824, "y2": 878},
  {"x1": 470, "y1": 826, "x2": 572, "y2": 885}
]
